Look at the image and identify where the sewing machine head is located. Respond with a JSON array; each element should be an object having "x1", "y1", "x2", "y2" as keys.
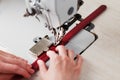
[{"x1": 24, "y1": 0, "x2": 83, "y2": 45}]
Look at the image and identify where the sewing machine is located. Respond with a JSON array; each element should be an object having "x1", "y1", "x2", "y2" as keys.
[{"x1": 0, "y1": 0, "x2": 106, "y2": 70}]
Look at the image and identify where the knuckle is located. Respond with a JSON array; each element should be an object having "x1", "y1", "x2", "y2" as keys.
[
  {"x1": 76, "y1": 64, "x2": 81, "y2": 69},
  {"x1": 74, "y1": 66, "x2": 81, "y2": 72},
  {"x1": 12, "y1": 65, "x2": 20, "y2": 72},
  {"x1": 54, "y1": 56, "x2": 61, "y2": 61},
  {"x1": 75, "y1": 62, "x2": 82, "y2": 71},
  {"x1": 14, "y1": 58, "x2": 25, "y2": 67},
  {"x1": 62, "y1": 56, "x2": 69, "y2": 63},
  {"x1": 70, "y1": 50, "x2": 74, "y2": 53},
  {"x1": 78, "y1": 55, "x2": 83, "y2": 61},
  {"x1": 54, "y1": 56, "x2": 62, "y2": 64},
  {"x1": 12, "y1": 65, "x2": 28, "y2": 77},
  {"x1": 62, "y1": 56, "x2": 69, "y2": 60},
  {"x1": 70, "y1": 51, "x2": 74, "y2": 56}
]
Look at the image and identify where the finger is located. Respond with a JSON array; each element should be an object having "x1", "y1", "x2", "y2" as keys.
[
  {"x1": 0, "y1": 55, "x2": 34, "y2": 74},
  {"x1": 56, "y1": 45, "x2": 67, "y2": 57},
  {"x1": 76, "y1": 55, "x2": 83, "y2": 68},
  {"x1": 0, "y1": 50, "x2": 18, "y2": 58},
  {"x1": 47, "y1": 51, "x2": 59, "y2": 66},
  {"x1": 0, "y1": 50, "x2": 27, "y2": 62},
  {"x1": 8, "y1": 57, "x2": 34, "y2": 74},
  {"x1": 37, "y1": 60, "x2": 47, "y2": 75},
  {"x1": 67, "y1": 49, "x2": 74, "y2": 59},
  {"x1": 0, "y1": 61, "x2": 31, "y2": 78},
  {"x1": 47, "y1": 50, "x2": 58, "y2": 60},
  {"x1": 26, "y1": 65, "x2": 35, "y2": 74}
]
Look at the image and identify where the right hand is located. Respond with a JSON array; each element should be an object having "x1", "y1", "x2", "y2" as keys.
[
  {"x1": 0, "y1": 50, "x2": 34, "y2": 80},
  {"x1": 37, "y1": 45, "x2": 83, "y2": 80}
]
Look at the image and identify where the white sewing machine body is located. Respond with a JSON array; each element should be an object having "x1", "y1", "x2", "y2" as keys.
[{"x1": 25, "y1": 0, "x2": 78, "y2": 26}]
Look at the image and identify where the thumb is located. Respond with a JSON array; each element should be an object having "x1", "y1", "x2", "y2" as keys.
[{"x1": 37, "y1": 60, "x2": 47, "y2": 74}]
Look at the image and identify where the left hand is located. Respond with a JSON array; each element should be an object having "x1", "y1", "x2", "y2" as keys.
[{"x1": 0, "y1": 50, "x2": 35, "y2": 80}]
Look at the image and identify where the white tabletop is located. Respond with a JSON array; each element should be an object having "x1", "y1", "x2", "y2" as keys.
[{"x1": 79, "y1": 0, "x2": 120, "y2": 80}]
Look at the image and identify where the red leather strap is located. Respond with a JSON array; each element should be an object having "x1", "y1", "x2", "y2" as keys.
[
  {"x1": 61, "y1": 5, "x2": 107, "y2": 45},
  {"x1": 32, "y1": 5, "x2": 107, "y2": 70}
]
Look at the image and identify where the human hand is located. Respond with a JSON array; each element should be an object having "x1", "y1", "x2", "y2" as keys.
[
  {"x1": 0, "y1": 50, "x2": 34, "y2": 80},
  {"x1": 37, "y1": 45, "x2": 83, "y2": 80}
]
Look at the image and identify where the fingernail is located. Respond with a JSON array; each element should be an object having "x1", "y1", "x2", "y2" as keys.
[
  {"x1": 46, "y1": 51, "x2": 50, "y2": 56},
  {"x1": 37, "y1": 60, "x2": 43, "y2": 65},
  {"x1": 27, "y1": 66, "x2": 34, "y2": 73},
  {"x1": 46, "y1": 50, "x2": 53, "y2": 55},
  {"x1": 30, "y1": 69, "x2": 35, "y2": 74}
]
